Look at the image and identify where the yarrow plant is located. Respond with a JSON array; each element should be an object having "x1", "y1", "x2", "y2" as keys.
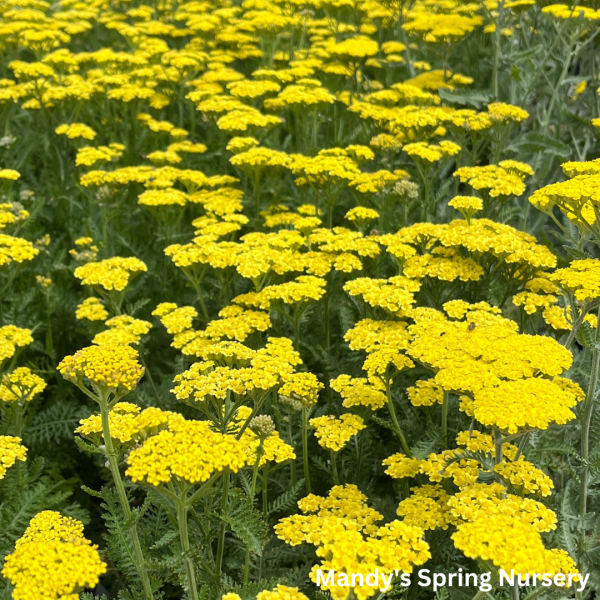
[{"x1": 0, "y1": 0, "x2": 600, "y2": 599}]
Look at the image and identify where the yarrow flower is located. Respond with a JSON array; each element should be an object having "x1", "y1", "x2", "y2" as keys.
[
  {"x1": 58, "y1": 344, "x2": 145, "y2": 397},
  {"x1": 76, "y1": 297, "x2": 109, "y2": 321},
  {"x1": 74, "y1": 256, "x2": 147, "y2": 292},
  {"x1": 310, "y1": 414, "x2": 366, "y2": 451},
  {"x1": 0, "y1": 367, "x2": 46, "y2": 404},
  {"x1": 0, "y1": 435, "x2": 27, "y2": 479},
  {"x1": 275, "y1": 485, "x2": 430, "y2": 600},
  {"x1": 77, "y1": 402, "x2": 181, "y2": 446},
  {"x1": 0, "y1": 325, "x2": 34, "y2": 363},
  {"x1": 2, "y1": 511, "x2": 106, "y2": 600},
  {"x1": 126, "y1": 417, "x2": 246, "y2": 486}
]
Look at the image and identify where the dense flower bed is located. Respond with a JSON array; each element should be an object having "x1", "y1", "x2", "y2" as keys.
[{"x1": 0, "y1": 0, "x2": 600, "y2": 599}]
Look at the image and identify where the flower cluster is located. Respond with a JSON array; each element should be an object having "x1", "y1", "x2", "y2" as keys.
[{"x1": 2, "y1": 511, "x2": 106, "y2": 600}]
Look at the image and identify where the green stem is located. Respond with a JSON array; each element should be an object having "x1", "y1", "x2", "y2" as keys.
[
  {"x1": 492, "y1": 4, "x2": 503, "y2": 99},
  {"x1": 422, "y1": 174, "x2": 431, "y2": 221},
  {"x1": 579, "y1": 348, "x2": 600, "y2": 529},
  {"x1": 262, "y1": 464, "x2": 269, "y2": 519},
  {"x1": 286, "y1": 416, "x2": 297, "y2": 488},
  {"x1": 293, "y1": 306, "x2": 301, "y2": 353},
  {"x1": 565, "y1": 310, "x2": 585, "y2": 350},
  {"x1": 187, "y1": 272, "x2": 209, "y2": 321},
  {"x1": 243, "y1": 456, "x2": 262, "y2": 584},
  {"x1": 385, "y1": 378, "x2": 411, "y2": 456},
  {"x1": 301, "y1": 405, "x2": 311, "y2": 494},
  {"x1": 441, "y1": 390, "x2": 449, "y2": 449},
  {"x1": 177, "y1": 499, "x2": 199, "y2": 600},
  {"x1": 510, "y1": 584, "x2": 520, "y2": 600},
  {"x1": 323, "y1": 286, "x2": 330, "y2": 350},
  {"x1": 215, "y1": 468, "x2": 230, "y2": 579},
  {"x1": 494, "y1": 428, "x2": 504, "y2": 466},
  {"x1": 100, "y1": 399, "x2": 154, "y2": 600},
  {"x1": 330, "y1": 451, "x2": 339, "y2": 484}
]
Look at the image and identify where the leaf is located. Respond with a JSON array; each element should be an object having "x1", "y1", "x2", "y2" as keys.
[
  {"x1": 150, "y1": 530, "x2": 178, "y2": 550},
  {"x1": 27, "y1": 400, "x2": 91, "y2": 446},
  {"x1": 74, "y1": 435, "x2": 104, "y2": 455},
  {"x1": 268, "y1": 479, "x2": 305, "y2": 516},
  {"x1": 81, "y1": 485, "x2": 103, "y2": 498},
  {"x1": 438, "y1": 88, "x2": 491, "y2": 109},
  {"x1": 564, "y1": 245, "x2": 593, "y2": 260},
  {"x1": 221, "y1": 489, "x2": 268, "y2": 554},
  {"x1": 507, "y1": 133, "x2": 571, "y2": 157}
]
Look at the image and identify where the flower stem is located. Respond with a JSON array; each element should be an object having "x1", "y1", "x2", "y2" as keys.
[
  {"x1": 494, "y1": 428, "x2": 504, "y2": 466},
  {"x1": 579, "y1": 348, "x2": 600, "y2": 529},
  {"x1": 441, "y1": 390, "x2": 449, "y2": 448},
  {"x1": 100, "y1": 401, "x2": 154, "y2": 600},
  {"x1": 176, "y1": 499, "x2": 199, "y2": 600},
  {"x1": 286, "y1": 416, "x2": 297, "y2": 488},
  {"x1": 301, "y1": 405, "x2": 311, "y2": 493},
  {"x1": 330, "y1": 451, "x2": 339, "y2": 484},
  {"x1": 215, "y1": 468, "x2": 230, "y2": 579},
  {"x1": 510, "y1": 584, "x2": 520, "y2": 600},
  {"x1": 243, "y1": 456, "x2": 262, "y2": 584},
  {"x1": 385, "y1": 378, "x2": 411, "y2": 456},
  {"x1": 293, "y1": 306, "x2": 301, "y2": 353}
]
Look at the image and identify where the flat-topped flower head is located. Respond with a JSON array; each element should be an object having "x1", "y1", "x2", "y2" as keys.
[
  {"x1": 549, "y1": 259, "x2": 600, "y2": 302},
  {"x1": 74, "y1": 256, "x2": 147, "y2": 292},
  {"x1": 257, "y1": 585, "x2": 309, "y2": 600},
  {"x1": 126, "y1": 417, "x2": 246, "y2": 486},
  {"x1": 0, "y1": 367, "x2": 46, "y2": 404},
  {"x1": 2, "y1": 511, "x2": 106, "y2": 600},
  {"x1": 487, "y1": 102, "x2": 529, "y2": 123},
  {"x1": 453, "y1": 512, "x2": 578, "y2": 578},
  {"x1": 0, "y1": 436, "x2": 27, "y2": 479},
  {"x1": 76, "y1": 297, "x2": 108, "y2": 321},
  {"x1": 0, "y1": 325, "x2": 33, "y2": 363},
  {"x1": 77, "y1": 403, "x2": 182, "y2": 446},
  {"x1": 55, "y1": 123, "x2": 96, "y2": 140},
  {"x1": 403, "y1": 140, "x2": 461, "y2": 163},
  {"x1": 407, "y1": 307, "x2": 579, "y2": 433},
  {"x1": 0, "y1": 235, "x2": 39, "y2": 267},
  {"x1": 310, "y1": 414, "x2": 366, "y2": 451},
  {"x1": 92, "y1": 315, "x2": 152, "y2": 346},
  {"x1": 345, "y1": 206, "x2": 379, "y2": 231},
  {"x1": 276, "y1": 485, "x2": 430, "y2": 599},
  {"x1": 448, "y1": 195, "x2": 482, "y2": 223},
  {"x1": 58, "y1": 344, "x2": 144, "y2": 398},
  {"x1": 279, "y1": 372, "x2": 323, "y2": 407}
]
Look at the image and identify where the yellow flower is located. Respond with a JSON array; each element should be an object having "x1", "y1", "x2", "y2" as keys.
[
  {"x1": 0, "y1": 169, "x2": 21, "y2": 181},
  {"x1": 453, "y1": 513, "x2": 578, "y2": 577},
  {"x1": 0, "y1": 435, "x2": 27, "y2": 479},
  {"x1": 549, "y1": 259, "x2": 600, "y2": 302},
  {"x1": 126, "y1": 417, "x2": 246, "y2": 486},
  {"x1": 55, "y1": 123, "x2": 96, "y2": 140},
  {"x1": 0, "y1": 367, "x2": 46, "y2": 403},
  {"x1": 76, "y1": 297, "x2": 108, "y2": 321},
  {"x1": 0, "y1": 327, "x2": 31, "y2": 370},
  {"x1": 276, "y1": 485, "x2": 430, "y2": 600},
  {"x1": 77, "y1": 402, "x2": 181, "y2": 445},
  {"x1": 2, "y1": 511, "x2": 106, "y2": 600},
  {"x1": 310, "y1": 414, "x2": 366, "y2": 451},
  {"x1": 74, "y1": 256, "x2": 147, "y2": 292},
  {"x1": 257, "y1": 585, "x2": 309, "y2": 600},
  {"x1": 58, "y1": 344, "x2": 144, "y2": 397},
  {"x1": 92, "y1": 315, "x2": 152, "y2": 346}
]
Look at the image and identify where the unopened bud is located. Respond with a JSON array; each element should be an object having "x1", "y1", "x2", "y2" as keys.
[
  {"x1": 249, "y1": 415, "x2": 275, "y2": 439},
  {"x1": 279, "y1": 394, "x2": 303, "y2": 412}
]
